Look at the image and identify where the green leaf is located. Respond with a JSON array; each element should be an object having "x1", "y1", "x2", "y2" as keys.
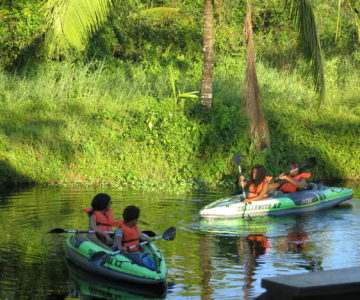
[{"x1": 43, "y1": 0, "x2": 114, "y2": 56}]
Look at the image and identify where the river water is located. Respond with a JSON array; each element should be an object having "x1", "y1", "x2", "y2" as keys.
[{"x1": 0, "y1": 181, "x2": 359, "y2": 300}]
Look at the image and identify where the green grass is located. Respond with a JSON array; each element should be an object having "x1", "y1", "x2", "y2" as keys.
[{"x1": 0, "y1": 57, "x2": 359, "y2": 191}]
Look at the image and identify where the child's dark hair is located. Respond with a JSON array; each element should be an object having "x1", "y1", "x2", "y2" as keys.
[
  {"x1": 249, "y1": 164, "x2": 267, "y2": 187},
  {"x1": 88, "y1": 193, "x2": 111, "y2": 216},
  {"x1": 123, "y1": 205, "x2": 140, "y2": 223}
]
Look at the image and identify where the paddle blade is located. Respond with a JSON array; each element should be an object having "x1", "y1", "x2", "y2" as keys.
[
  {"x1": 142, "y1": 230, "x2": 156, "y2": 237},
  {"x1": 162, "y1": 226, "x2": 176, "y2": 241},
  {"x1": 232, "y1": 153, "x2": 242, "y2": 166},
  {"x1": 47, "y1": 228, "x2": 66, "y2": 234}
]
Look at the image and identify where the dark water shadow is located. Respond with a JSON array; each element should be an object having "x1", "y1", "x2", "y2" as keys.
[{"x1": 0, "y1": 160, "x2": 34, "y2": 187}]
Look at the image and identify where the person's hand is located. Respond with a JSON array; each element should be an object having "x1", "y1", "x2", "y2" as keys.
[
  {"x1": 278, "y1": 173, "x2": 287, "y2": 180},
  {"x1": 119, "y1": 246, "x2": 128, "y2": 253},
  {"x1": 105, "y1": 235, "x2": 113, "y2": 246},
  {"x1": 239, "y1": 175, "x2": 245, "y2": 181},
  {"x1": 243, "y1": 199, "x2": 252, "y2": 203},
  {"x1": 140, "y1": 233, "x2": 151, "y2": 242}
]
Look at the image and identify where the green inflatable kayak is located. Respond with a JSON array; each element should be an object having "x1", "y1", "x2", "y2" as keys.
[
  {"x1": 200, "y1": 184, "x2": 353, "y2": 219},
  {"x1": 65, "y1": 233, "x2": 168, "y2": 285}
]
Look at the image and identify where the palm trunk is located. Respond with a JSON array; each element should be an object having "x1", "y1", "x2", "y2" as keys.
[
  {"x1": 242, "y1": 0, "x2": 271, "y2": 151},
  {"x1": 200, "y1": 0, "x2": 215, "y2": 109}
]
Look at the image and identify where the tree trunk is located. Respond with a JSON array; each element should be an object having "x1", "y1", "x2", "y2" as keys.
[
  {"x1": 200, "y1": 0, "x2": 215, "y2": 109},
  {"x1": 242, "y1": 0, "x2": 271, "y2": 151}
]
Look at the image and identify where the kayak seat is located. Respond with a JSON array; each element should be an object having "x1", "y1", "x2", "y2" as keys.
[
  {"x1": 86, "y1": 233, "x2": 113, "y2": 251},
  {"x1": 306, "y1": 183, "x2": 318, "y2": 190},
  {"x1": 272, "y1": 190, "x2": 284, "y2": 196},
  {"x1": 71, "y1": 235, "x2": 89, "y2": 248},
  {"x1": 123, "y1": 252, "x2": 157, "y2": 271}
]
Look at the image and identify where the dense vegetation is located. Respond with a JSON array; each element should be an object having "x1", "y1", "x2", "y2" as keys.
[{"x1": 0, "y1": 0, "x2": 359, "y2": 191}]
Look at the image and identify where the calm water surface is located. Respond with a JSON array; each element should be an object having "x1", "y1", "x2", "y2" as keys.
[{"x1": 0, "y1": 181, "x2": 359, "y2": 300}]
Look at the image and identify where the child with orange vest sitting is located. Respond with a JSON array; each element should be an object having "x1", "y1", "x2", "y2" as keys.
[
  {"x1": 273, "y1": 161, "x2": 312, "y2": 193},
  {"x1": 115, "y1": 205, "x2": 156, "y2": 270},
  {"x1": 238, "y1": 164, "x2": 273, "y2": 203},
  {"x1": 83, "y1": 193, "x2": 120, "y2": 247}
]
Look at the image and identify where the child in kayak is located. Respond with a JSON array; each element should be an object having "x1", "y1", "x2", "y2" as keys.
[
  {"x1": 272, "y1": 161, "x2": 312, "y2": 193},
  {"x1": 115, "y1": 205, "x2": 156, "y2": 270},
  {"x1": 84, "y1": 193, "x2": 120, "y2": 246},
  {"x1": 238, "y1": 164, "x2": 273, "y2": 203}
]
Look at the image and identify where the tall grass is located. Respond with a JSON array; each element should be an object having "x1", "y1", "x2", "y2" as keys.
[{"x1": 0, "y1": 57, "x2": 358, "y2": 190}]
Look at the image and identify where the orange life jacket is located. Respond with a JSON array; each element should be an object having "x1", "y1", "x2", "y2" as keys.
[
  {"x1": 248, "y1": 176, "x2": 273, "y2": 199},
  {"x1": 117, "y1": 220, "x2": 140, "y2": 252},
  {"x1": 280, "y1": 173, "x2": 312, "y2": 193},
  {"x1": 83, "y1": 208, "x2": 120, "y2": 231}
]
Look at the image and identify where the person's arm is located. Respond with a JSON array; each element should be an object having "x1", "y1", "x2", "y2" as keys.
[
  {"x1": 90, "y1": 214, "x2": 113, "y2": 245},
  {"x1": 244, "y1": 182, "x2": 269, "y2": 203},
  {"x1": 140, "y1": 232, "x2": 151, "y2": 242},
  {"x1": 115, "y1": 229, "x2": 128, "y2": 253},
  {"x1": 279, "y1": 174, "x2": 307, "y2": 190},
  {"x1": 269, "y1": 182, "x2": 280, "y2": 190}
]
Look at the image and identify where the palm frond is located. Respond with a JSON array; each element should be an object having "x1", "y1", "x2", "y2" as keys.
[
  {"x1": 285, "y1": 0, "x2": 325, "y2": 104},
  {"x1": 43, "y1": 0, "x2": 114, "y2": 56},
  {"x1": 347, "y1": 0, "x2": 360, "y2": 42},
  {"x1": 336, "y1": 0, "x2": 343, "y2": 42}
]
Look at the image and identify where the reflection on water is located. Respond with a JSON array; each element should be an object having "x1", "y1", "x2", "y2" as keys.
[
  {"x1": 0, "y1": 180, "x2": 359, "y2": 299},
  {"x1": 67, "y1": 262, "x2": 167, "y2": 299}
]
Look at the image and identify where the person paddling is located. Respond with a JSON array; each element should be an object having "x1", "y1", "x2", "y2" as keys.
[
  {"x1": 238, "y1": 164, "x2": 273, "y2": 203},
  {"x1": 83, "y1": 193, "x2": 119, "y2": 246},
  {"x1": 272, "y1": 161, "x2": 312, "y2": 193},
  {"x1": 115, "y1": 205, "x2": 156, "y2": 270}
]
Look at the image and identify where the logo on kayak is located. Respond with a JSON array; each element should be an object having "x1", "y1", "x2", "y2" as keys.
[{"x1": 240, "y1": 203, "x2": 281, "y2": 211}]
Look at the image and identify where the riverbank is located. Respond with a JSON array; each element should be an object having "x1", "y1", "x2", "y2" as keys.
[{"x1": 0, "y1": 57, "x2": 359, "y2": 191}]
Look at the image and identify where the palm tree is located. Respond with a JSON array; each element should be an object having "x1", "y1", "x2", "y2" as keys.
[
  {"x1": 243, "y1": 0, "x2": 270, "y2": 151},
  {"x1": 200, "y1": 0, "x2": 215, "y2": 109},
  {"x1": 243, "y1": 0, "x2": 325, "y2": 151}
]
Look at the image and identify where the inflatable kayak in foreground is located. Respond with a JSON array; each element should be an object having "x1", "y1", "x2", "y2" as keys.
[
  {"x1": 199, "y1": 184, "x2": 353, "y2": 219},
  {"x1": 65, "y1": 233, "x2": 168, "y2": 285}
]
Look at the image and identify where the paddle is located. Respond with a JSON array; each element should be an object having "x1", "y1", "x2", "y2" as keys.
[
  {"x1": 47, "y1": 228, "x2": 114, "y2": 234},
  {"x1": 232, "y1": 153, "x2": 246, "y2": 199},
  {"x1": 47, "y1": 228, "x2": 156, "y2": 237},
  {"x1": 89, "y1": 226, "x2": 176, "y2": 263}
]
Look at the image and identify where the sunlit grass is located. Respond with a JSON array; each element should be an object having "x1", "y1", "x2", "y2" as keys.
[{"x1": 0, "y1": 57, "x2": 358, "y2": 190}]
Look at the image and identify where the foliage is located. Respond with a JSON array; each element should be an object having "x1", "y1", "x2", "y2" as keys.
[
  {"x1": 0, "y1": 0, "x2": 359, "y2": 190},
  {"x1": 0, "y1": 1, "x2": 44, "y2": 67},
  {"x1": 0, "y1": 57, "x2": 358, "y2": 191}
]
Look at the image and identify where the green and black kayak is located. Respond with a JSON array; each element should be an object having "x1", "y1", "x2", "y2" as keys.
[
  {"x1": 65, "y1": 234, "x2": 168, "y2": 285},
  {"x1": 200, "y1": 184, "x2": 353, "y2": 219}
]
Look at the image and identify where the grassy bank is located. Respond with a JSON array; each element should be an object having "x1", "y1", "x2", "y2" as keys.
[{"x1": 0, "y1": 58, "x2": 359, "y2": 191}]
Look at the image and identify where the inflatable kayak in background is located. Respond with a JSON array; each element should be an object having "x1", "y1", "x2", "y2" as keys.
[
  {"x1": 199, "y1": 184, "x2": 353, "y2": 219},
  {"x1": 65, "y1": 233, "x2": 168, "y2": 285},
  {"x1": 67, "y1": 261, "x2": 167, "y2": 299}
]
